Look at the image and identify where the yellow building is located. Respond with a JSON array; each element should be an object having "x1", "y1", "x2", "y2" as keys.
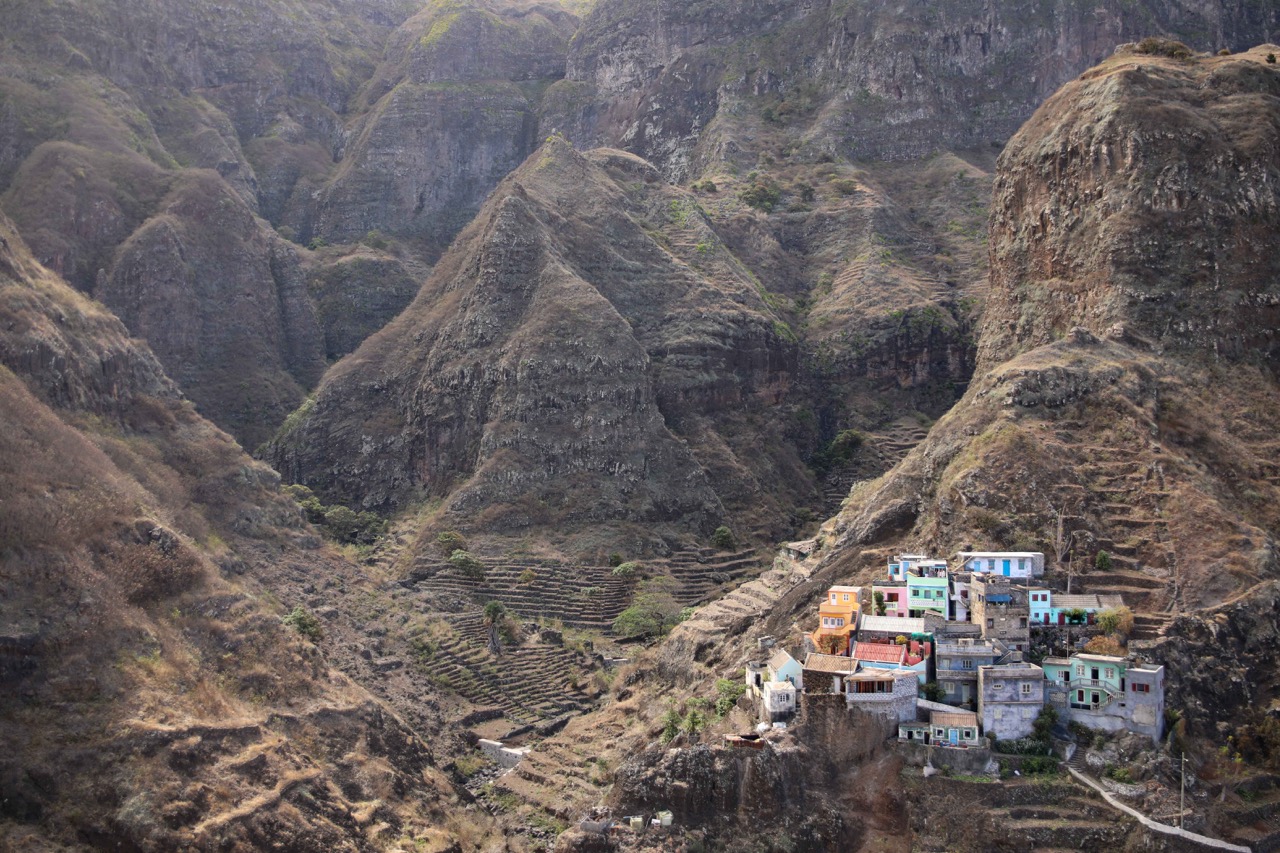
[{"x1": 811, "y1": 585, "x2": 861, "y2": 655}]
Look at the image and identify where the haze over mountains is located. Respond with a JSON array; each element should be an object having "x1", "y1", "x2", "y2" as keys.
[{"x1": 1, "y1": 0, "x2": 1279, "y2": 848}]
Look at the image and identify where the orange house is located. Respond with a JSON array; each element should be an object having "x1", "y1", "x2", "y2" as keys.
[{"x1": 811, "y1": 585, "x2": 862, "y2": 655}]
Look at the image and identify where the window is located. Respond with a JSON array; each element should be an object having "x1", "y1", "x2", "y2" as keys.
[
  {"x1": 987, "y1": 619, "x2": 994, "y2": 628},
  {"x1": 1104, "y1": 668, "x2": 1115, "y2": 680},
  {"x1": 1076, "y1": 665, "x2": 1085, "y2": 676},
  {"x1": 993, "y1": 681, "x2": 1005, "y2": 690},
  {"x1": 1132, "y1": 683, "x2": 1150, "y2": 694},
  {"x1": 1021, "y1": 683, "x2": 1033, "y2": 696},
  {"x1": 1059, "y1": 671, "x2": 1069, "y2": 682},
  {"x1": 961, "y1": 659, "x2": 974, "y2": 670},
  {"x1": 842, "y1": 594, "x2": 850, "y2": 602}
]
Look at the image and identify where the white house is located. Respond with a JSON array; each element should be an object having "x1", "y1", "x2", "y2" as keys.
[{"x1": 958, "y1": 551, "x2": 1045, "y2": 579}]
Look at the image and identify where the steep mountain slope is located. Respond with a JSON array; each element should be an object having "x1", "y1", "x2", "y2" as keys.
[
  {"x1": 269, "y1": 137, "x2": 810, "y2": 550},
  {"x1": 824, "y1": 42, "x2": 1280, "y2": 623},
  {"x1": 0, "y1": 212, "x2": 490, "y2": 851}
]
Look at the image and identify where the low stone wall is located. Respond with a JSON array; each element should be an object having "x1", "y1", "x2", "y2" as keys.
[{"x1": 895, "y1": 740, "x2": 995, "y2": 776}]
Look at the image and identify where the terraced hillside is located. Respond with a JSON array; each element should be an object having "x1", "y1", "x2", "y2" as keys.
[{"x1": 406, "y1": 547, "x2": 764, "y2": 629}]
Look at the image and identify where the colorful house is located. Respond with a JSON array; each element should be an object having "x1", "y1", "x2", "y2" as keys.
[
  {"x1": 1028, "y1": 591, "x2": 1126, "y2": 626},
  {"x1": 767, "y1": 649, "x2": 804, "y2": 690},
  {"x1": 907, "y1": 573, "x2": 949, "y2": 619},
  {"x1": 871, "y1": 582, "x2": 908, "y2": 618},
  {"x1": 930, "y1": 709, "x2": 982, "y2": 747},
  {"x1": 811, "y1": 585, "x2": 861, "y2": 654},
  {"x1": 1041, "y1": 653, "x2": 1165, "y2": 743},
  {"x1": 852, "y1": 641, "x2": 929, "y2": 686},
  {"x1": 888, "y1": 554, "x2": 942, "y2": 583},
  {"x1": 958, "y1": 551, "x2": 1045, "y2": 579}
]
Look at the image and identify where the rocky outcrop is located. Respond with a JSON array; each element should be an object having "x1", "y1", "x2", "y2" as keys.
[
  {"x1": 608, "y1": 700, "x2": 900, "y2": 850},
  {"x1": 817, "y1": 47, "x2": 1280, "y2": 618},
  {"x1": 270, "y1": 138, "x2": 809, "y2": 545}
]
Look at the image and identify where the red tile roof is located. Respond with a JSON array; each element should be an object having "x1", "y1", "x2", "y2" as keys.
[{"x1": 853, "y1": 642, "x2": 906, "y2": 665}]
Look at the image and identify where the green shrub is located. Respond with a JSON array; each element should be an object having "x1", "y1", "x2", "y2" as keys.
[
  {"x1": 436, "y1": 530, "x2": 467, "y2": 555},
  {"x1": 661, "y1": 708, "x2": 682, "y2": 742},
  {"x1": 450, "y1": 550, "x2": 486, "y2": 580},
  {"x1": 715, "y1": 678, "x2": 747, "y2": 718},
  {"x1": 612, "y1": 561, "x2": 640, "y2": 578},
  {"x1": 712, "y1": 526, "x2": 736, "y2": 550},
  {"x1": 1104, "y1": 765, "x2": 1134, "y2": 783},
  {"x1": 1269, "y1": 53, "x2": 1277, "y2": 64},
  {"x1": 1095, "y1": 550, "x2": 1112, "y2": 571},
  {"x1": 608, "y1": 552, "x2": 625, "y2": 567},
  {"x1": 738, "y1": 180, "x2": 781, "y2": 212},
  {"x1": 1021, "y1": 755, "x2": 1060, "y2": 775},
  {"x1": 518, "y1": 568, "x2": 537, "y2": 584},
  {"x1": 282, "y1": 606, "x2": 323, "y2": 642},
  {"x1": 694, "y1": 179, "x2": 718, "y2": 193}
]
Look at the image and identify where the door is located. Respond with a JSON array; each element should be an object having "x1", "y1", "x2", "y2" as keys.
[
  {"x1": 949, "y1": 728, "x2": 959, "y2": 745},
  {"x1": 1002, "y1": 559, "x2": 1011, "y2": 576},
  {"x1": 1091, "y1": 667, "x2": 1099, "y2": 681}
]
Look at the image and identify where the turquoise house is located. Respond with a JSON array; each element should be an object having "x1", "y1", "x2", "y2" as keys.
[{"x1": 907, "y1": 574, "x2": 948, "y2": 618}]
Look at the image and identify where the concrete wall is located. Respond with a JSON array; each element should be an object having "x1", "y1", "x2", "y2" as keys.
[{"x1": 478, "y1": 738, "x2": 530, "y2": 769}]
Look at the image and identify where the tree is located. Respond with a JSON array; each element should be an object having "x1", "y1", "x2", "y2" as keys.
[
  {"x1": 483, "y1": 600, "x2": 513, "y2": 653},
  {"x1": 1095, "y1": 550, "x2": 1113, "y2": 572},
  {"x1": 817, "y1": 633, "x2": 843, "y2": 655},
  {"x1": 612, "y1": 577, "x2": 683, "y2": 639},
  {"x1": 873, "y1": 590, "x2": 886, "y2": 616},
  {"x1": 1065, "y1": 608, "x2": 1088, "y2": 625},
  {"x1": 1097, "y1": 606, "x2": 1134, "y2": 637},
  {"x1": 450, "y1": 549, "x2": 485, "y2": 580},
  {"x1": 712, "y1": 526, "x2": 736, "y2": 550},
  {"x1": 922, "y1": 681, "x2": 945, "y2": 702}
]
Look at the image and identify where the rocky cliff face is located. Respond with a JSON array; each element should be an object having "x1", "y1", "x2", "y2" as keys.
[
  {"x1": 557, "y1": 0, "x2": 1276, "y2": 179},
  {"x1": 269, "y1": 137, "x2": 810, "y2": 547},
  {"x1": 819, "y1": 45, "x2": 1280, "y2": 620},
  {"x1": 308, "y1": 0, "x2": 580, "y2": 253},
  {"x1": 0, "y1": 211, "x2": 489, "y2": 850}
]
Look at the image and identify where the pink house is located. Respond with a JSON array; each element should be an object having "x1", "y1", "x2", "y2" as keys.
[{"x1": 872, "y1": 582, "x2": 908, "y2": 618}]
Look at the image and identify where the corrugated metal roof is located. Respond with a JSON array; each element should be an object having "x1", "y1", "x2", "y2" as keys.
[{"x1": 859, "y1": 615, "x2": 926, "y2": 635}]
